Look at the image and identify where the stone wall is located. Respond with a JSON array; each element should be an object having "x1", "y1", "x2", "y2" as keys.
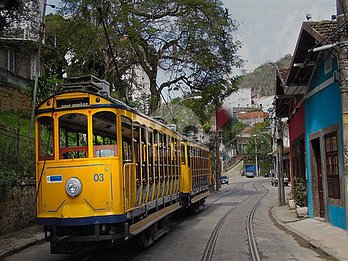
[
  {"x1": 0, "y1": 85, "x2": 31, "y2": 113},
  {"x1": 0, "y1": 182, "x2": 36, "y2": 235}
]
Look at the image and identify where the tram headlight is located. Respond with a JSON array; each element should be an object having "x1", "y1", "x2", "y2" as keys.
[{"x1": 65, "y1": 177, "x2": 82, "y2": 198}]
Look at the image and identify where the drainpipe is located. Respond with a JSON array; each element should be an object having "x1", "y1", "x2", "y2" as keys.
[{"x1": 337, "y1": 0, "x2": 348, "y2": 230}]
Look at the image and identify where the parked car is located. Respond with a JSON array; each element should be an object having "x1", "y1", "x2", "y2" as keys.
[
  {"x1": 220, "y1": 175, "x2": 229, "y2": 185},
  {"x1": 264, "y1": 172, "x2": 271, "y2": 177},
  {"x1": 271, "y1": 174, "x2": 289, "y2": 186},
  {"x1": 246, "y1": 171, "x2": 254, "y2": 178}
]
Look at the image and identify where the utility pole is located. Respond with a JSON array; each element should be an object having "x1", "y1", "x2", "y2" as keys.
[
  {"x1": 337, "y1": 0, "x2": 348, "y2": 229},
  {"x1": 276, "y1": 119, "x2": 285, "y2": 206},
  {"x1": 253, "y1": 135, "x2": 259, "y2": 177},
  {"x1": 28, "y1": 0, "x2": 47, "y2": 137},
  {"x1": 215, "y1": 108, "x2": 221, "y2": 191}
]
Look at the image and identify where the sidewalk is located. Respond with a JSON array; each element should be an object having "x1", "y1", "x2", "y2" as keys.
[
  {"x1": 271, "y1": 205, "x2": 348, "y2": 260},
  {"x1": 1, "y1": 205, "x2": 348, "y2": 260},
  {"x1": 0, "y1": 224, "x2": 44, "y2": 259}
]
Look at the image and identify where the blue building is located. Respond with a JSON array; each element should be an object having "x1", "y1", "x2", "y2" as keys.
[{"x1": 276, "y1": 20, "x2": 346, "y2": 229}]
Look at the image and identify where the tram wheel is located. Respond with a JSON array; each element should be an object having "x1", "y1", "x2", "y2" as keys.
[{"x1": 140, "y1": 227, "x2": 155, "y2": 248}]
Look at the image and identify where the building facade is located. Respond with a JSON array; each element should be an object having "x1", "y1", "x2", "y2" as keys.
[{"x1": 276, "y1": 20, "x2": 347, "y2": 229}]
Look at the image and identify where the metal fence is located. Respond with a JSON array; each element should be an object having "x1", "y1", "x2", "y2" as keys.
[{"x1": 0, "y1": 123, "x2": 35, "y2": 179}]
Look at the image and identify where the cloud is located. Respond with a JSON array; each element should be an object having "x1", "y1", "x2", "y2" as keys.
[{"x1": 223, "y1": 0, "x2": 336, "y2": 71}]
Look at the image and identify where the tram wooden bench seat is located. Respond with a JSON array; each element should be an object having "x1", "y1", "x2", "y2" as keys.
[
  {"x1": 60, "y1": 146, "x2": 88, "y2": 159},
  {"x1": 93, "y1": 145, "x2": 117, "y2": 157}
]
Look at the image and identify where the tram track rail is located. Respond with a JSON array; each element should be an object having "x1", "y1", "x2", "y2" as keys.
[
  {"x1": 201, "y1": 185, "x2": 255, "y2": 261},
  {"x1": 247, "y1": 183, "x2": 269, "y2": 261},
  {"x1": 201, "y1": 181, "x2": 269, "y2": 261}
]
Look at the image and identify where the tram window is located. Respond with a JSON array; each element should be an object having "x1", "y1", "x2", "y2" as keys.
[
  {"x1": 167, "y1": 136, "x2": 172, "y2": 178},
  {"x1": 93, "y1": 112, "x2": 117, "y2": 157},
  {"x1": 141, "y1": 126, "x2": 148, "y2": 184},
  {"x1": 133, "y1": 124, "x2": 141, "y2": 186},
  {"x1": 154, "y1": 130, "x2": 159, "y2": 183},
  {"x1": 181, "y1": 144, "x2": 186, "y2": 165},
  {"x1": 173, "y1": 138, "x2": 178, "y2": 176},
  {"x1": 121, "y1": 118, "x2": 133, "y2": 162},
  {"x1": 159, "y1": 133, "x2": 163, "y2": 180},
  {"x1": 38, "y1": 116, "x2": 54, "y2": 160},
  {"x1": 188, "y1": 146, "x2": 191, "y2": 167},
  {"x1": 148, "y1": 129, "x2": 154, "y2": 183},
  {"x1": 59, "y1": 113, "x2": 88, "y2": 159},
  {"x1": 163, "y1": 134, "x2": 168, "y2": 180}
]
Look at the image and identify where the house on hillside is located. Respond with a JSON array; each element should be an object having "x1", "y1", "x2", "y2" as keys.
[
  {"x1": 223, "y1": 88, "x2": 252, "y2": 114},
  {"x1": 275, "y1": 20, "x2": 346, "y2": 229},
  {"x1": 236, "y1": 111, "x2": 269, "y2": 127},
  {"x1": 0, "y1": 0, "x2": 44, "y2": 113}
]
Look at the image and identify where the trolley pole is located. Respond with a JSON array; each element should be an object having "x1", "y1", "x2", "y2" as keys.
[{"x1": 336, "y1": 0, "x2": 348, "y2": 228}]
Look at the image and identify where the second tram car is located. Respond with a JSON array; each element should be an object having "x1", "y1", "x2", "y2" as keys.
[{"x1": 35, "y1": 76, "x2": 211, "y2": 253}]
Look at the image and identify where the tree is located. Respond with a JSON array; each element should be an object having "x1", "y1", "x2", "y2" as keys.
[
  {"x1": 244, "y1": 121, "x2": 272, "y2": 175},
  {"x1": 0, "y1": 1, "x2": 40, "y2": 39},
  {"x1": 0, "y1": 0, "x2": 25, "y2": 31},
  {"x1": 57, "y1": 0, "x2": 242, "y2": 113},
  {"x1": 222, "y1": 117, "x2": 244, "y2": 144},
  {"x1": 44, "y1": 8, "x2": 137, "y2": 101}
]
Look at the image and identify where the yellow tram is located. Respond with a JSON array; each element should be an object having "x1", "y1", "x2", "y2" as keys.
[{"x1": 35, "y1": 76, "x2": 211, "y2": 253}]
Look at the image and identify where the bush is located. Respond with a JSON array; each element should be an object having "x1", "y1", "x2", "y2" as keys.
[
  {"x1": 0, "y1": 170, "x2": 20, "y2": 188},
  {"x1": 0, "y1": 113, "x2": 35, "y2": 183},
  {"x1": 293, "y1": 177, "x2": 307, "y2": 207}
]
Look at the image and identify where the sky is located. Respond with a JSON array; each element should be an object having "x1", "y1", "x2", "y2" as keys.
[{"x1": 222, "y1": 0, "x2": 336, "y2": 72}]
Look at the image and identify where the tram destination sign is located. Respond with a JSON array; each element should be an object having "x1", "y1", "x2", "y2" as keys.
[{"x1": 56, "y1": 97, "x2": 90, "y2": 108}]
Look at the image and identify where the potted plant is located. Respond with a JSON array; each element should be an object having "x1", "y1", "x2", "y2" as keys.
[{"x1": 293, "y1": 177, "x2": 308, "y2": 218}]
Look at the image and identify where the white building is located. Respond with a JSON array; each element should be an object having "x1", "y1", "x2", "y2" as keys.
[
  {"x1": 223, "y1": 88, "x2": 252, "y2": 114},
  {"x1": 253, "y1": 96, "x2": 274, "y2": 112}
]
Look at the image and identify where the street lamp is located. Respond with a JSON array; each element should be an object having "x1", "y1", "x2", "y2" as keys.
[{"x1": 253, "y1": 133, "x2": 272, "y2": 177}]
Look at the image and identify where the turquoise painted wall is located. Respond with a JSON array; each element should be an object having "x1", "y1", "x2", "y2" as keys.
[
  {"x1": 329, "y1": 206, "x2": 346, "y2": 229},
  {"x1": 304, "y1": 55, "x2": 346, "y2": 229}
]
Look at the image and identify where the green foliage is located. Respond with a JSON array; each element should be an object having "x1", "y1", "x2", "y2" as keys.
[
  {"x1": 0, "y1": 112, "x2": 31, "y2": 135},
  {"x1": 28, "y1": 76, "x2": 62, "y2": 106},
  {"x1": 244, "y1": 121, "x2": 272, "y2": 173},
  {"x1": 0, "y1": 0, "x2": 25, "y2": 31},
  {"x1": 222, "y1": 117, "x2": 244, "y2": 144},
  {"x1": 53, "y1": 0, "x2": 242, "y2": 113},
  {"x1": 0, "y1": 170, "x2": 20, "y2": 188},
  {"x1": 293, "y1": 177, "x2": 307, "y2": 207},
  {"x1": 0, "y1": 112, "x2": 35, "y2": 183},
  {"x1": 203, "y1": 122, "x2": 212, "y2": 134}
]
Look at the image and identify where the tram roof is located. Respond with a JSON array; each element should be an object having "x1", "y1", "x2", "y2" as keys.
[{"x1": 35, "y1": 76, "x2": 209, "y2": 148}]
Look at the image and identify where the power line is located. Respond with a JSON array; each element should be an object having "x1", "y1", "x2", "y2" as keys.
[{"x1": 97, "y1": 6, "x2": 129, "y2": 105}]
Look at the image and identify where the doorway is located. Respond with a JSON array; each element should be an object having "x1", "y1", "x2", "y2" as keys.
[{"x1": 310, "y1": 138, "x2": 325, "y2": 218}]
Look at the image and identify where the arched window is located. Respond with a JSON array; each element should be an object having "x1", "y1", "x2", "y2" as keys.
[
  {"x1": 38, "y1": 116, "x2": 54, "y2": 160},
  {"x1": 93, "y1": 111, "x2": 117, "y2": 157},
  {"x1": 59, "y1": 113, "x2": 88, "y2": 159}
]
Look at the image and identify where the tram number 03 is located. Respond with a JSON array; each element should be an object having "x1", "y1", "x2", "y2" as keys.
[{"x1": 94, "y1": 173, "x2": 104, "y2": 182}]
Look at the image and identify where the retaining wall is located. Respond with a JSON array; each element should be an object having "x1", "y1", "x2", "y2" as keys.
[
  {"x1": 0, "y1": 181, "x2": 36, "y2": 235},
  {"x1": 0, "y1": 85, "x2": 31, "y2": 113}
]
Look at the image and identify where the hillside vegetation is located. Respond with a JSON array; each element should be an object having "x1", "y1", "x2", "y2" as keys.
[{"x1": 239, "y1": 54, "x2": 293, "y2": 96}]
